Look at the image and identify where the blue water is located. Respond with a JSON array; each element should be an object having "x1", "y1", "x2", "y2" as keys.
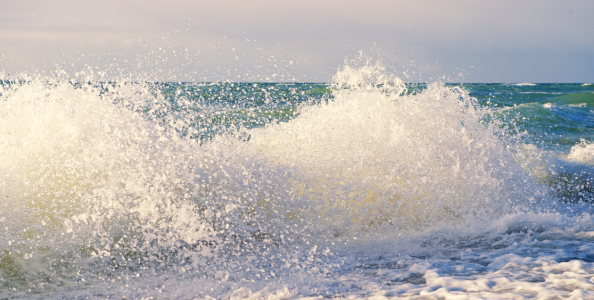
[
  {"x1": 2, "y1": 68, "x2": 594, "y2": 299},
  {"x1": 459, "y1": 83, "x2": 594, "y2": 151}
]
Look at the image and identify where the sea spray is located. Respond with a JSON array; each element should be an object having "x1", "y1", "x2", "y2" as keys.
[
  {"x1": 249, "y1": 62, "x2": 546, "y2": 238},
  {"x1": 1, "y1": 78, "x2": 206, "y2": 290},
  {"x1": 0, "y1": 63, "x2": 576, "y2": 298},
  {"x1": 0, "y1": 77, "x2": 314, "y2": 295}
]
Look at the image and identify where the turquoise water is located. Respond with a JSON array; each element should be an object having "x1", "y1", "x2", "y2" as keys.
[
  {"x1": 108, "y1": 81, "x2": 594, "y2": 150},
  {"x1": 460, "y1": 83, "x2": 594, "y2": 151},
  {"x1": 2, "y1": 67, "x2": 594, "y2": 299}
]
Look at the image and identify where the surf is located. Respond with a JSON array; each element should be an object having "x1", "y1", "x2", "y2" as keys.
[{"x1": 0, "y1": 61, "x2": 585, "y2": 298}]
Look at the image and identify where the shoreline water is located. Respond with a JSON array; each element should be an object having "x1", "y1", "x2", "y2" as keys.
[{"x1": 1, "y1": 67, "x2": 594, "y2": 298}]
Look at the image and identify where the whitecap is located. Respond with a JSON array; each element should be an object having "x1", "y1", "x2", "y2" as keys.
[
  {"x1": 567, "y1": 139, "x2": 594, "y2": 166},
  {"x1": 513, "y1": 83, "x2": 537, "y2": 86}
]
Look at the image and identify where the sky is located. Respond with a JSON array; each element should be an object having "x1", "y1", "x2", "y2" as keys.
[{"x1": 0, "y1": 0, "x2": 593, "y2": 82}]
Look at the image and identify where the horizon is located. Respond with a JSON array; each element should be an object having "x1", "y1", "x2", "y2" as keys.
[{"x1": 1, "y1": 79, "x2": 592, "y2": 85}]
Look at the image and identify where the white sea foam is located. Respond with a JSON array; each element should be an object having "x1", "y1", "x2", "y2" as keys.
[
  {"x1": 248, "y1": 61, "x2": 546, "y2": 237},
  {"x1": 567, "y1": 139, "x2": 594, "y2": 166},
  {"x1": 519, "y1": 91, "x2": 561, "y2": 94},
  {"x1": 0, "y1": 63, "x2": 592, "y2": 299},
  {"x1": 513, "y1": 83, "x2": 537, "y2": 86}
]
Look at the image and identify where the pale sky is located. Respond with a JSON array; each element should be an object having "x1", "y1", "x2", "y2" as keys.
[{"x1": 1, "y1": 0, "x2": 593, "y2": 82}]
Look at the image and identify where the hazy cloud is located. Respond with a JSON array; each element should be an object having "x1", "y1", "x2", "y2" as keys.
[{"x1": 1, "y1": 0, "x2": 593, "y2": 82}]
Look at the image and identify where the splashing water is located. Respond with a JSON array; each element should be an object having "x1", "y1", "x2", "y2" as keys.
[
  {"x1": 568, "y1": 139, "x2": 594, "y2": 166},
  {"x1": 250, "y1": 63, "x2": 544, "y2": 236},
  {"x1": 0, "y1": 63, "x2": 591, "y2": 299}
]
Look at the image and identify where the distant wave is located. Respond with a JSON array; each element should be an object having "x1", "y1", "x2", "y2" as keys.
[
  {"x1": 513, "y1": 83, "x2": 537, "y2": 86},
  {"x1": 519, "y1": 92, "x2": 561, "y2": 95}
]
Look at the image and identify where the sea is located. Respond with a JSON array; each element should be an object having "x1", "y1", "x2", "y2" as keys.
[{"x1": 2, "y1": 63, "x2": 594, "y2": 299}]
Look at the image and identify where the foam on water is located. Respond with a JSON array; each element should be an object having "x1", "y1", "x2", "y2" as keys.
[
  {"x1": 0, "y1": 75, "x2": 339, "y2": 297},
  {"x1": 0, "y1": 63, "x2": 592, "y2": 298},
  {"x1": 248, "y1": 62, "x2": 545, "y2": 237},
  {"x1": 568, "y1": 139, "x2": 594, "y2": 166},
  {"x1": 513, "y1": 83, "x2": 537, "y2": 86},
  {"x1": 0, "y1": 79, "x2": 218, "y2": 290}
]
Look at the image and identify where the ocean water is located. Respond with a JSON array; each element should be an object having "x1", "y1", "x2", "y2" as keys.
[{"x1": 2, "y1": 64, "x2": 594, "y2": 299}]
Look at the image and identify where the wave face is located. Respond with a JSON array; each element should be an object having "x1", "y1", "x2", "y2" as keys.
[{"x1": 1, "y1": 66, "x2": 594, "y2": 298}]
